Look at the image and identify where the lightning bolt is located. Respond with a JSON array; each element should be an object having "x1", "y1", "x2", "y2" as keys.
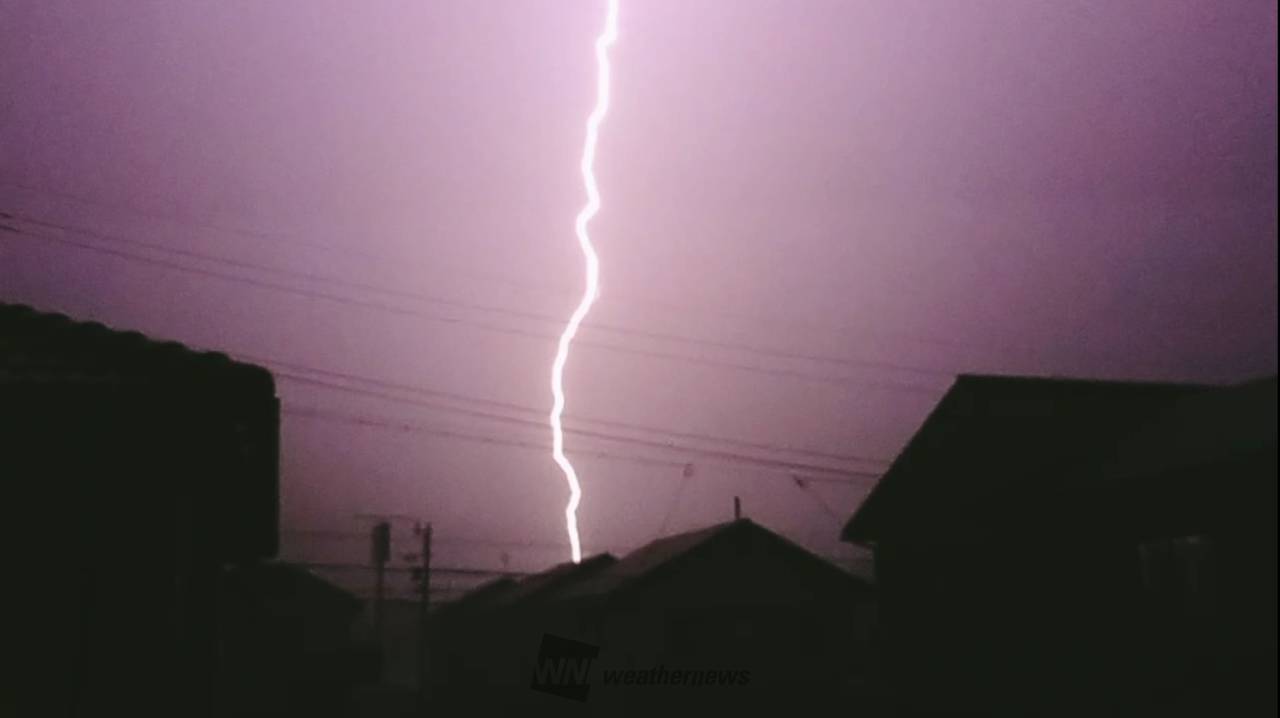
[{"x1": 550, "y1": 0, "x2": 619, "y2": 564}]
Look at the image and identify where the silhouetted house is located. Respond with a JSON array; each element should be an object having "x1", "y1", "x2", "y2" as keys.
[
  {"x1": 432, "y1": 519, "x2": 876, "y2": 713},
  {"x1": 843, "y1": 374, "x2": 1277, "y2": 717},
  {"x1": 431, "y1": 554, "x2": 617, "y2": 699},
  {"x1": 1, "y1": 303, "x2": 279, "y2": 717},
  {"x1": 435, "y1": 575, "x2": 518, "y2": 618},
  {"x1": 352, "y1": 569, "x2": 530, "y2": 716},
  {"x1": 221, "y1": 562, "x2": 368, "y2": 718}
]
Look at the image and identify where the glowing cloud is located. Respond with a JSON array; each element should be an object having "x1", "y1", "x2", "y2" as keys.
[{"x1": 550, "y1": 0, "x2": 619, "y2": 564}]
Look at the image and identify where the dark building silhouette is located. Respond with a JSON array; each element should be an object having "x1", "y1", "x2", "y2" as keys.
[
  {"x1": 432, "y1": 518, "x2": 877, "y2": 714},
  {"x1": 844, "y1": 374, "x2": 1277, "y2": 717},
  {"x1": 1, "y1": 303, "x2": 279, "y2": 717},
  {"x1": 220, "y1": 562, "x2": 369, "y2": 718},
  {"x1": 431, "y1": 553, "x2": 618, "y2": 703},
  {"x1": 435, "y1": 575, "x2": 519, "y2": 618}
]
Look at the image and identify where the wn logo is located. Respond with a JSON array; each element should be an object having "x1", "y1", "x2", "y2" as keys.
[{"x1": 530, "y1": 634, "x2": 599, "y2": 701}]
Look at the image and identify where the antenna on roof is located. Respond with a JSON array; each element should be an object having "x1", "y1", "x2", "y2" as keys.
[{"x1": 734, "y1": 496, "x2": 742, "y2": 521}]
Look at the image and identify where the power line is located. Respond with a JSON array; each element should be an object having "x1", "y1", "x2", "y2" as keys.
[
  {"x1": 10, "y1": 209, "x2": 952, "y2": 378},
  {"x1": 282, "y1": 405, "x2": 878, "y2": 484},
  {"x1": 1, "y1": 220, "x2": 896, "y2": 476},
  {"x1": 289, "y1": 560, "x2": 526, "y2": 578},
  {"x1": 0, "y1": 220, "x2": 465, "y2": 322},
  {"x1": 260, "y1": 359, "x2": 891, "y2": 466},
  {"x1": 266, "y1": 358, "x2": 892, "y2": 464},
  {"x1": 4, "y1": 209, "x2": 956, "y2": 381},
  {"x1": 3, "y1": 209, "x2": 955, "y2": 384},
  {"x1": 279, "y1": 371, "x2": 778, "y2": 466},
  {"x1": 2, "y1": 220, "x2": 902, "y2": 470},
  {"x1": 281, "y1": 528, "x2": 629, "y2": 554},
  {"x1": 0, "y1": 180, "x2": 385, "y2": 260},
  {"x1": 279, "y1": 372, "x2": 879, "y2": 477},
  {"x1": 0, "y1": 179, "x2": 999, "y2": 356},
  {"x1": 655, "y1": 472, "x2": 692, "y2": 539},
  {"x1": 285, "y1": 405, "x2": 689, "y2": 471},
  {"x1": 2, "y1": 219, "x2": 949, "y2": 395},
  {"x1": 284, "y1": 537, "x2": 862, "y2": 575},
  {"x1": 791, "y1": 475, "x2": 849, "y2": 528}
]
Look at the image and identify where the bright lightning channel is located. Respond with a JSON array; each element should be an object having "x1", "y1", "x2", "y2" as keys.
[{"x1": 550, "y1": 0, "x2": 619, "y2": 564}]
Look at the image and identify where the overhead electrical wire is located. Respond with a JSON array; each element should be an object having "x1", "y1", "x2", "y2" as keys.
[
  {"x1": 283, "y1": 405, "x2": 877, "y2": 485},
  {"x1": 3, "y1": 209, "x2": 953, "y2": 379},
  {"x1": 276, "y1": 371, "x2": 886, "y2": 477},
  {"x1": 1, "y1": 218, "x2": 897, "y2": 480},
  {"x1": 250, "y1": 354, "x2": 892, "y2": 466},
  {"x1": 1, "y1": 217, "x2": 951, "y2": 395},
  {"x1": 1, "y1": 179, "x2": 894, "y2": 570},
  {"x1": 0, "y1": 180, "x2": 999, "y2": 356}
]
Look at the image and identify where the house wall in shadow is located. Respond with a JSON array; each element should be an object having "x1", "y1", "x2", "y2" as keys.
[
  {"x1": 1, "y1": 303, "x2": 279, "y2": 717},
  {"x1": 431, "y1": 519, "x2": 878, "y2": 714},
  {"x1": 843, "y1": 374, "x2": 1277, "y2": 718},
  {"x1": 220, "y1": 562, "x2": 369, "y2": 718}
]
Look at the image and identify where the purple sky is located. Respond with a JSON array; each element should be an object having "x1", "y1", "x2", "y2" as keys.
[{"x1": 2, "y1": 0, "x2": 1275, "y2": 588}]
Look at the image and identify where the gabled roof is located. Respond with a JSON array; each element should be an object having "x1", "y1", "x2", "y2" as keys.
[
  {"x1": 487, "y1": 553, "x2": 617, "y2": 608},
  {"x1": 440, "y1": 554, "x2": 618, "y2": 615},
  {"x1": 1101, "y1": 376, "x2": 1276, "y2": 484},
  {"x1": 554, "y1": 519, "x2": 870, "y2": 602},
  {"x1": 442, "y1": 521, "x2": 868, "y2": 615},
  {"x1": 0, "y1": 302, "x2": 274, "y2": 394},
  {"x1": 224, "y1": 562, "x2": 363, "y2": 618},
  {"x1": 435, "y1": 576, "x2": 519, "y2": 616},
  {"x1": 843, "y1": 374, "x2": 1211, "y2": 544},
  {"x1": 555, "y1": 523, "x2": 731, "y2": 599}
]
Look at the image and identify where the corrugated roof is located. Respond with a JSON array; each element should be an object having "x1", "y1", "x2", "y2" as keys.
[
  {"x1": 0, "y1": 302, "x2": 274, "y2": 394},
  {"x1": 1, "y1": 302, "x2": 281, "y2": 562}
]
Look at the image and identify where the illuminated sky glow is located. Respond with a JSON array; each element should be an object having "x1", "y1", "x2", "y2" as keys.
[{"x1": 1, "y1": 1, "x2": 1272, "y2": 576}]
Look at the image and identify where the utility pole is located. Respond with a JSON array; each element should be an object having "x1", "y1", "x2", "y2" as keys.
[
  {"x1": 359, "y1": 511, "x2": 427, "y2": 694},
  {"x1": 734, "y1": 496, "x2": 742, "y2": 520},
  {"x1": 371, "y1": 521, "x2": 391, "y2": 645},
  {"x1": 413, "y1": 522, "x2": 433, "y2": 713}
]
